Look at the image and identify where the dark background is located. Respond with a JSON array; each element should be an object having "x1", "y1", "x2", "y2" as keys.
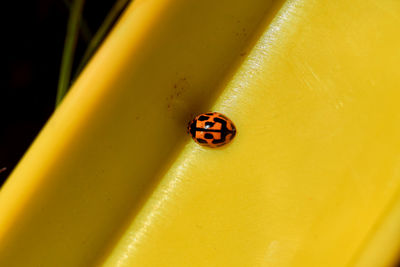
[{"x1": 0, "y1": 0, "x2": 117, "y2": 186}]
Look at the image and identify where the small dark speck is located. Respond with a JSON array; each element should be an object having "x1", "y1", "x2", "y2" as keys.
[
  {"x1": 240, "y1": 52, "x2": 246, "y2": 57},
  {"x1": 204, "y1": 133, "x2": 213, "y2": 139},
  {"x1": 198, "y1": 115, "x2": 209, "y2": 121}
]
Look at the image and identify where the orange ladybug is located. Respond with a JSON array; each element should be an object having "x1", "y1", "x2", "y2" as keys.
[{"x1": 187, "y1": 112, "x2": 236, "y2": 148}]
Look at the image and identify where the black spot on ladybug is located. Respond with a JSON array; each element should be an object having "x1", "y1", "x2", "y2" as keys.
[
  {"x1": 218, "y1": 114, "x2": 228, "y2": 119},
  {"x1": 204, "y1": 133, "x2": 213, "y2": 139},
  {"x1": 206, "y1": 112, "x2": 214, "y2": 115},
  {"x1": 212, "y1": 138, "x2": 225, "y2": 144},
  {"x1": 205, "y1": 122, "x2": 215, "y2": 128},
  {"x1": 198, "y1": 115, "x2": 209, "y2": 121},
  {"x1": 213, "y1": 117, "x2": 225, "y2": 124},
  {"x1": 197, "y1": 138, "x2": 207, "y2": 143}
]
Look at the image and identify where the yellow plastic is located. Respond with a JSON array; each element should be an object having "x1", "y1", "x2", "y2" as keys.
[{"x1": 1, "y1": 0, "x2": 400, "y2": 266}]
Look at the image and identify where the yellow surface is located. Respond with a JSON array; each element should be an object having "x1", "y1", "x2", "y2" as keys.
[{"x1": 1, "y1": 0, "x2": 400, "y2": 266}]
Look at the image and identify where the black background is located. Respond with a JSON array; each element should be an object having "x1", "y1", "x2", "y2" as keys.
[{"x1": 0, "y1": 0, "x2": 116, "y2": 186}]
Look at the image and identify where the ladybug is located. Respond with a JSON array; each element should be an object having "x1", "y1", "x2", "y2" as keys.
[{"x1": 187, "y1": 112, "x2": 236, "y2": 148}]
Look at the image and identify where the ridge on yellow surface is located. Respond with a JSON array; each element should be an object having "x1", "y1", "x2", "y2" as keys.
[{"x1": 1, "y1": 0, "x2": 400, "y2": 266}]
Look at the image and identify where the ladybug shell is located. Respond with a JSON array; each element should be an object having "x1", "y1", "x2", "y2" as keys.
[{"x1": 187, "y1": 112, "x2": 236, "y2": 148}]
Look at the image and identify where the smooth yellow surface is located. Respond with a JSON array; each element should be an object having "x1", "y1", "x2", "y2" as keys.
[{"x1": 1, "y1": 0, "x2": 400, "y2": 266}]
